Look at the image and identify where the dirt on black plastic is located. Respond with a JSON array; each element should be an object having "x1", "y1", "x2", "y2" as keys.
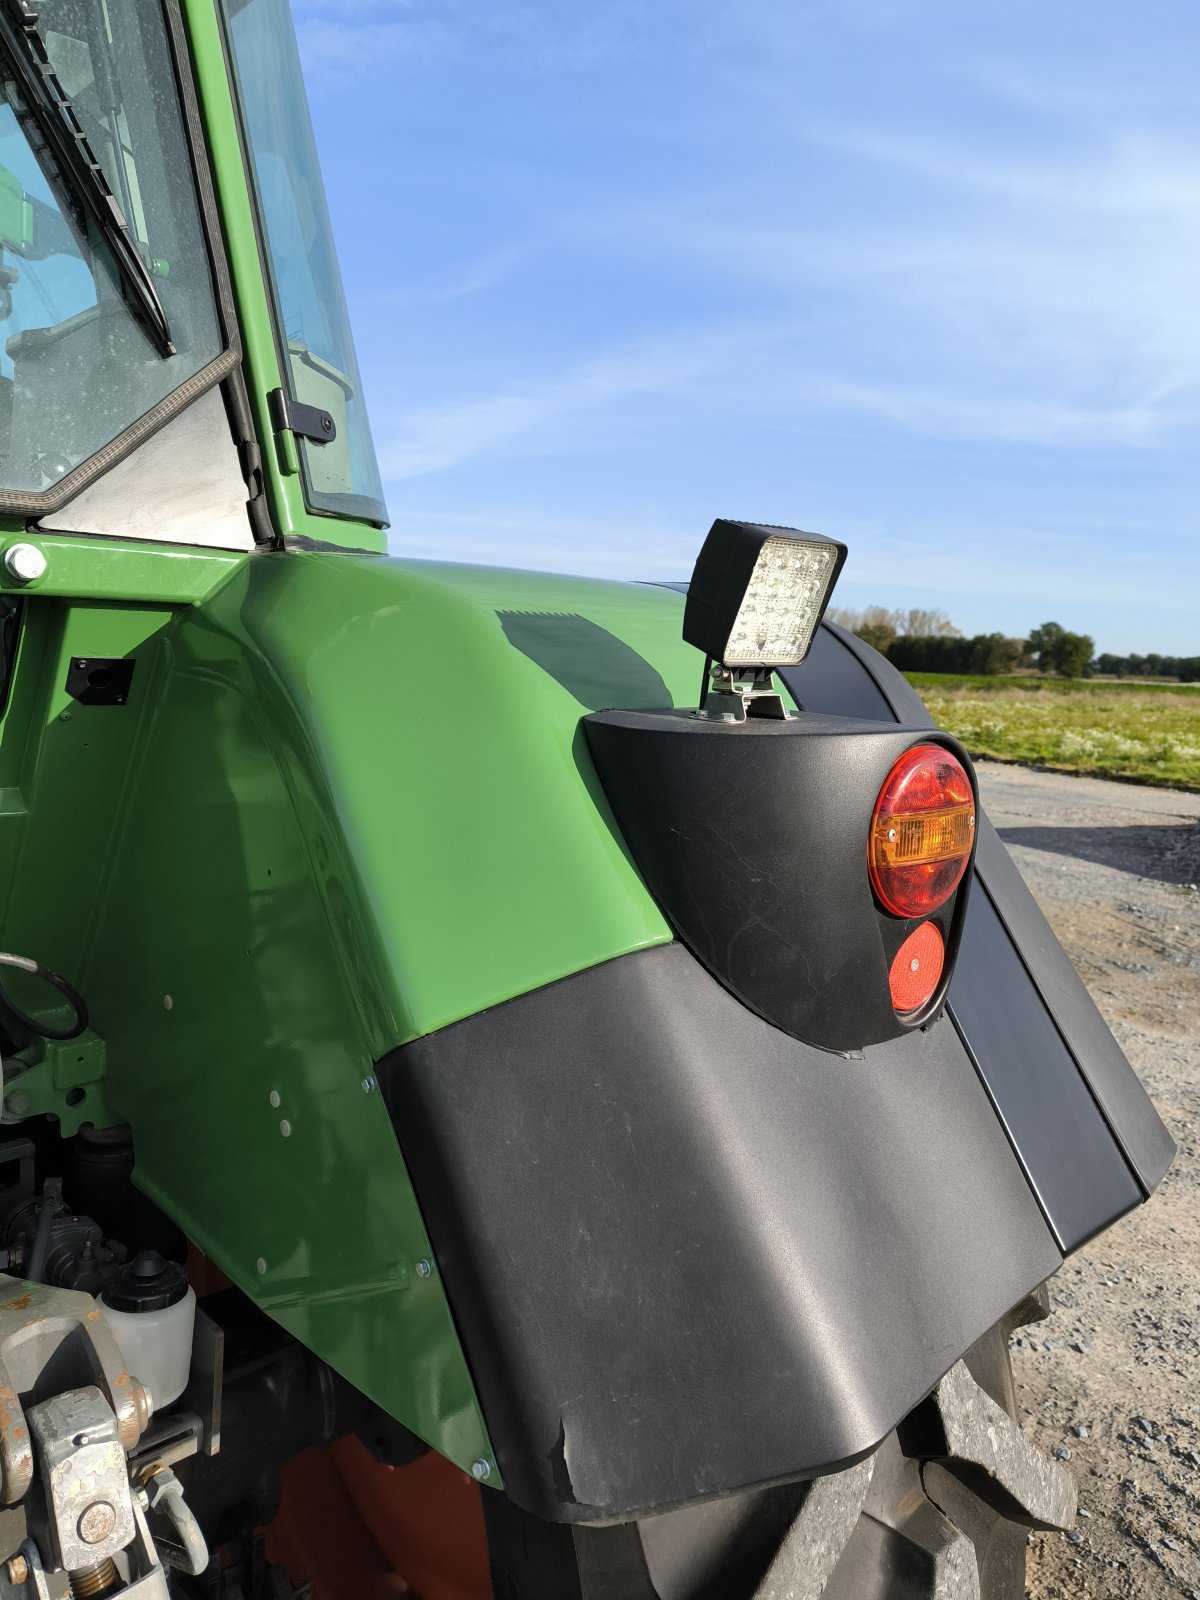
[{"x1": 973, "y1": 762, "x2": 1200, "y2": 1600}]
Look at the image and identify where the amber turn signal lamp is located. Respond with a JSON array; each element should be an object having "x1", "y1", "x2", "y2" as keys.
[
  {"x1": 869, "y1": 743, "x2": 974, "y2": 918},
  {"x1": 888, "y1": 921, "x2": 945, "y2": 1014}
]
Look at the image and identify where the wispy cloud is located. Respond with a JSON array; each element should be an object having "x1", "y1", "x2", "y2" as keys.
[
  {"x1": 304, "y1": 0, "x2": 1200, "y2": 649},
  {"x1": 377, "y1": 320, "x2": 786, "y2": 479}
]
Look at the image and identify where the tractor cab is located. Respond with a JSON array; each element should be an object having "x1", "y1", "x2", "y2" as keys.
[{"x1": 0, "y1": 3, "x2": 1172, "y2": 1599}]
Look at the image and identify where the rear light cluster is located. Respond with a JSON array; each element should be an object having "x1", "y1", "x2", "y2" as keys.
[{"x1": 868, "y1": 743, "x2": 974, "y2": 1017}]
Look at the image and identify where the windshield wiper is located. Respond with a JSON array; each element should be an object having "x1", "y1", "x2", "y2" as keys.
[{"x1": 0, "y1": 0, "x2": 174, "y2": 356}]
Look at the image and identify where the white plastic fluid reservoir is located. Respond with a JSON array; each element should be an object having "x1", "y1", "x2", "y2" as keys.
[{"x1": 100, "y1": 1250, "x2": 196, "y2": 1412}]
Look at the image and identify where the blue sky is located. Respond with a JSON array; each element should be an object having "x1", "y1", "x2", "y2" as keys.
[{"x1": 294, "y1": 0, "x2": 1199, "y2": 655}]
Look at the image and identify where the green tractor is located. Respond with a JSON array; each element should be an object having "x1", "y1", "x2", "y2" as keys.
[{"x1": 0, "y1": 0, "x2": 1172, "y2": 1596}]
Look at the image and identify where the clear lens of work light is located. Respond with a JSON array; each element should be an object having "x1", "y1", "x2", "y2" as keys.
[{"x1": 722, "y1": 538, "x2": 840, "y2": 666}]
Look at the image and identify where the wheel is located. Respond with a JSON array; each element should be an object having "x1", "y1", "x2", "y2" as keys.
[{"x1": 485, "y1": 1296, "x2": 1075, "y2": 1600}]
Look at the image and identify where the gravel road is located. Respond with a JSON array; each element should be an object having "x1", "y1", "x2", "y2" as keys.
[{"x1": 971, "y1": 762, "x2": 1200, "y2": 1599}]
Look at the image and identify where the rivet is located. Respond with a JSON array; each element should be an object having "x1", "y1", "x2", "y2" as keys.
[
  {"x1": 415, "y1": 1258, "x2": 433, "y2": 1279},
  {"x1": 279, "y1": 1119, "x2": 292, "y2": 1138},
  {"x1": 256, "y1": 1257, "x2": 267, "y2": 1275},
  {"x1": 471, "y1": 1458, "x2": 492, "y2": 1481},
  {"x1": 361, "y1": 1076, "x2": 376, "y2": 1094},
  {"x1": 163, "y1": 995, "x2": 173, "y2": 1011},
  {"x1": 269, "y1": 1090, "x2": 281, "y2": 1108}
]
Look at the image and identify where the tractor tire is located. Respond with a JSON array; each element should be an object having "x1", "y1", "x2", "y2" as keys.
[{"x1": 486, "y1": 1297, "x2": 1075, "y2": 1600}]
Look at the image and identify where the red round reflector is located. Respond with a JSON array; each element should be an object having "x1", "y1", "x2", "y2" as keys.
[
  {"x1": 869, "y1": 744, "x2": 974, "y2": 918},
  {"x1": 889, "y1": 921, "x2": 945, "y2": 1014}
]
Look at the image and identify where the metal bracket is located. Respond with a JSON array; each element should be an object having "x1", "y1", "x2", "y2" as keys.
[
  {"x1": 696, "y1": 665, "x2": 790, "y2": 724},
  {"x1": 65, "y1": 658, "x2": 135, "y2": 707},
  {"x1": 268, "y1": 389, "x2": 336, "y2": 446},
  {"x1": 2, "y1": 1034, "x2": 118, "y2": 1136},
  {"x1": 0, "y1": 1281, "x2": 151, "y2": 1505}
]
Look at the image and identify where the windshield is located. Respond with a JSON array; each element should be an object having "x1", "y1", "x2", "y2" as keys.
[
  {"x1": 222, "y1": 0, "x2": 387, "y2": 526},
  {"x1": 0, "y1": 0, "x2": 224, "y2": 503}
]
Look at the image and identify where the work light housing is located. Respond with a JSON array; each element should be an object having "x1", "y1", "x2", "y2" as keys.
[{"x1": 683, "y1": 519, "x2": 848, "y2": 669}]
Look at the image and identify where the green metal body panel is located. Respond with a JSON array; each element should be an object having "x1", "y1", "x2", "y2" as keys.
[
  {"x1": 214, "y1": 555, "x2": 694, "y2": 1043},
  {"x1": 0, "y1": 546, "x2": 703, "y2": 1477},
  {"x1": 0, "y1": 531, "x2": 248, "y2": 606}
]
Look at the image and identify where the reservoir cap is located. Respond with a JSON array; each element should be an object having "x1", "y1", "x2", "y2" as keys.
[{"x1": 102, "y1": 1250, "x2": 188, "y2": 1313}]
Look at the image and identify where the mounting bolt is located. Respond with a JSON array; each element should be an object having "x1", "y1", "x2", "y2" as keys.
[
  {"x1": 361, "y1": 1076, "x2": 376, "y2": 1094},
  {"x1": 415, "y1": 1258, "x2": 433, "y2": 1279},
  {"x1": 4, "y1": 1090, "x2": 31, "y2": 1117},
  {"x1": 320, "y1": 414, "x2": 334, "y2": 434},
  {"x1": 471, "y1": 1459, "x2": 492, "y2": 1482},
  {"x1": 6, "y1": 1554, "x2": 28, "y2": 1585},
  {"x1": 4, "y1": 543, "x2": 46, "y2": 584},
  {"x1": 77, "y1": 1500, "x2": 118, "y2": 1545}
]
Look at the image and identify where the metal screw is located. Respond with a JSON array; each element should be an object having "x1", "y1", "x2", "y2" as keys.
[
  {"x1": 6, "y1": 1554, "x2": 28, "y2": 1585},
  {"x1": 415, "y1": 1258, "x2": 433, "y2": 1279},
  {"x1": 77, "y1": 659, "x2": 88, "y2": 670},
  {"x1": 256, "y1": 1257, "x2": 267, "y2": 1275},
  {"x1": 968, "y1": 814, "x2": 976, "y2": 828},
  {"x1": 910, "y1": 958, "x2": 920, "y2": 972},
  {"x1": 78, "y1": 1499, "x2": 118, "y2": 1545},
  {"x1": 361, "y1": 1076, "x2": 376, "y2": 1094},
  {"x1": 320, "y1": 414, "x2": 333, "y2": 433},
  {"x1": 887, "y1": 827, "x2": 897, "y2": 841},
  {"x1": 471, "y1": 1459, "x2": 492, "y2": 1482},
  {"x1": 279, "y1": 1119, "x2": 292, "y2": 1138}
]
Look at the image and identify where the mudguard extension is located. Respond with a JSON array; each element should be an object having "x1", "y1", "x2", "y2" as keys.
[
  {"x1": 378, "y1": 621, "x2": 1173, "y2": 1524},
  {"x1": 381, "y1": 942, "x2": 1061, "y2": 1522}
]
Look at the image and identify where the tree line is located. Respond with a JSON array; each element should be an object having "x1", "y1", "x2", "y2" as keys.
[{"x1": 826, "y1": 608, "x2": 1200, "y2": 681}]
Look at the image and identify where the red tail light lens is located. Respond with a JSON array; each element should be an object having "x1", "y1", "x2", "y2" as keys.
[
  {"x1": 869, "y1": 744, "x2": 974, "y2": 918},
  {"x1": 889, "y1": 922, "x2": 945, "y2": 1013}
]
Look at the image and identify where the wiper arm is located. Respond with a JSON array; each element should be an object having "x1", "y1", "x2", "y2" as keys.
[{"x1": 0, "y1": 0, "x2": 174, "y2": 356}]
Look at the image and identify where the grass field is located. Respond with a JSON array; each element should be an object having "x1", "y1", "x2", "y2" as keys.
[{"x1": 906, "y1": 674, "x2": 1200, "y2": 790}]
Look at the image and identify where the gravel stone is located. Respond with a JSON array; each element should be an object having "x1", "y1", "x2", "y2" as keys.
[{"x1": 976, "y1": 764, "x2": 1200, "y2": 1600}]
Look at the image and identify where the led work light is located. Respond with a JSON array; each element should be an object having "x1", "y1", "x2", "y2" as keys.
[{"x1": 684, "y1": 520, "x2": 847, "y2": 720}]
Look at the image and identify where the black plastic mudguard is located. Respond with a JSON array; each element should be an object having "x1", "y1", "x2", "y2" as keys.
[{"x1": 377, "y1": 622, "x2": 1173, "y2": 1526}]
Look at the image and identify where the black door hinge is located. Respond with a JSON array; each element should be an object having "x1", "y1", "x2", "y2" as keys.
[{"x1": 269, "y1": 388, "x2": 337, "y2": 445}]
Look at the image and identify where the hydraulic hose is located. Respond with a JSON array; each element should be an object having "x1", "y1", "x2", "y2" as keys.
[{"x1": 0, "y1": 952, "x2": 89, "y2": 1040}]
